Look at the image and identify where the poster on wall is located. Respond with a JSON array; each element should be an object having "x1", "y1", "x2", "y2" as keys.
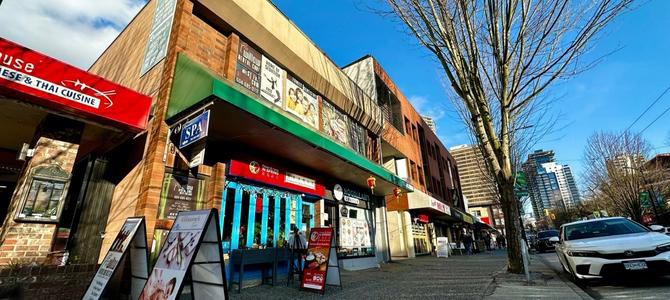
[
  {"x1": 322, "y1": 101, "x2": 350, "y2": 147},
  {"x1": 83, "y1": 217, "x2": 148, "y2": 300},
  {"x1": 301, "y1": 227, "x2": 334, "y2": 293},
  {"x1": 139, "y1": 209, "x2": 227, "y2": 300},
  {"x1": 338, "y1": 205, "x2": 373, "y2": 258},
  {"x1": 158, "y1": 174, "x2": 205, "y2": 219},
  {"x1": 285, "y1": 74, "x2": 319, "y2": 128},
  {"x1": 140, "y1": 0, "x2": 178, "y2": 75},
  {"x1": 235, "y1": 41, "x2": 261, "y2": 95},
  {"x1": 260, "y1": 55, "x2": 284, "y2": 107}
]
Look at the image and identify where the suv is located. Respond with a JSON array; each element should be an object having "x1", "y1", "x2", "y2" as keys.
[{"x1": 535, "y1": 230, "x2": 560, "y2": 252}]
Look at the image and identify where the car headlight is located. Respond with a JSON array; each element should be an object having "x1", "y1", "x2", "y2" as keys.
[
  {"x1": 656, "y1": 243, "x2": 670, "y2": 253},
  {"x1": 567, "y1": 250, "x2": 599, "y2": 257}
]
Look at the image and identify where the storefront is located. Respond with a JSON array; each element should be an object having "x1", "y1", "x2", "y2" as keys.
[
  {"x1": 320, "y1": 183, "x2": 382, "y2": 270},
  {"x1": 0, "y1": 38, "x2": 151, "y2": 264}
]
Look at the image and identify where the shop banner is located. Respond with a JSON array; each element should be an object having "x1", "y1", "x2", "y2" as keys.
[
  {"x1": 83, "y1": 217, "x2": 149, "y2": 300},
  {"x1": 260, "y1": 55, "x2": 284, "y2": 107},
  {"x1": 179, "y1": 110, "x2": 209, "y2": 148},
  {"x1": 228, "y1": 159, "x2": 325, "y2": 197},
  {"x1": 301, "y1": 228, "x2": 334, "y2": 292},
  {"x1": 140, "y1": 209, "x2": 227, "y2": 300},
  {"x1": 436, "y1": 237, "x2": 449, "y2": 258},
  {"x1": 0, "y1": 38, "x2": 151, "y2": 132}
]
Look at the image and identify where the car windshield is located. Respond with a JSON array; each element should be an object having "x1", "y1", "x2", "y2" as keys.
[
  {"x1": 537, "y1": 230, "x2": 559, "y2": 238},
  {"x1": 564, "y1": 219, "x2": 648, "y2": 241}
]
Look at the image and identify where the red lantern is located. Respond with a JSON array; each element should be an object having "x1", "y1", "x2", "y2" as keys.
[{"x1": 367, "y1": 176, "x2": 376, "y2": 193}]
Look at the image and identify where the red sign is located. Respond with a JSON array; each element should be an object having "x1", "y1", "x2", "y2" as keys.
[
  {"x1": 301, "y1": 228, "x2": 333, "y2": 291},
  {"x1": 228, "y1": 159, "x2": 325, "y2": 196},
  {"x1": 418, "y1": 214, "x2": 429, "y2": 223},
  {"x1": 0, "y1": 38, "x2": 151, "y2": 132}
]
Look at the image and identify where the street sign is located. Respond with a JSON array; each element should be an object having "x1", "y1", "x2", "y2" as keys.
[{"x1": 179, "y1": 110, "x2": 209, "y2": 149}]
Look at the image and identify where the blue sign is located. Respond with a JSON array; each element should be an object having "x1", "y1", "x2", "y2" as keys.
[{"x1": 179, "y1": 110, "x2": 209, "y2": 148}]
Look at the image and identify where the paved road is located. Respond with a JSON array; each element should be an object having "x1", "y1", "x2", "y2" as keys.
[{"x1": 537, "y1": 252, "x2": 670, "y2": 299}]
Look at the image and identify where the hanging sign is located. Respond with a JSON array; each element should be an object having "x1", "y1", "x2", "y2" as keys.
[
  {"x1": 0, "y1": 38, "x2": 151, "y2": 132},
  {"x1": 179, "y1": 110, "x2": 209, "y2": 148},
  {"x1": 83, "y1": 217, "x2": 149, "y2": 300},
  {"x1": 228, "y1": 159, "x2": 325, "y2": 196},
  {"x1": 301, "y1": 227, "x2": 334, "y2": 293},
  {"x1": 139, "y1": 209, "x2": 227, "y2": 300},
  {"x1": 235, "y1": 41, "x2": 261, "y2": 95}
]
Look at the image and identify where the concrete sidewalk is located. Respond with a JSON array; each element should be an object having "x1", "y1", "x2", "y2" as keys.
[
  {"x1": 485, "y1": 254, "x2": 592, "y2": 300},
  {"x1": 229, "y1": 251, "x2": 507, "y2": 299}
]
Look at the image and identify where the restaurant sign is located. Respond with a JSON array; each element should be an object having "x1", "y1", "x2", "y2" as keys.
[
  {"x1": 301, "y1": 227, "x2": 334, "y2": 292},
  {"x1": 429, "y1": 198, "x2": 451, "y2": 215},
  {"x1": 228, "y1": 159, "x2": 325, "y2": 196},
  {"x1": 0, "y1": 38, "x2": 151, "y2": 132}
]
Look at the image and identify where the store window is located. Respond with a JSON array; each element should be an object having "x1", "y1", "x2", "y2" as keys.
[
  {"x1": 338, "y1": 205, "x2": 374, "y2": 258},
  {"x1": 17, "y1": 165, "x2": 70, "y2": 222}
]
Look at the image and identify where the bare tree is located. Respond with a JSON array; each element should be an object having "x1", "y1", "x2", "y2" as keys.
[
  {"x1": 384, "y1": 0, "x2": 632, "y2": 273},
  {"x1": 583, "y1": 131, "x2": 652, "y2": 222}
]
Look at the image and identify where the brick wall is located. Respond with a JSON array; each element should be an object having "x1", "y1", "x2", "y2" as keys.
[{"x1": 0, "y1": 264, "x2": 96, "y2": 299}]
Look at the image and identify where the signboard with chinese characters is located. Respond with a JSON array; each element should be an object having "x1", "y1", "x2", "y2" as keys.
[
  {"x1": 429, "y1": 198, "x2": 451, "y2": 215},
  {"x1": 83, "y1": 217, "x2": 148, "y2": 300},
  {"x1": 140, "y1": 209, "x2": 227, "y2": 300},
  {"x1": 301, "y1": 228, "x2": 334, "y2": 293},
  {"x1": 235, "y1": 41, "x2": 261, "y2": 95},
  {"x1": 0, "y1": 38, "x2": 151, "y2": 132},
  {"x1": 227, "y1": 159, "x2": 325, "y2": 196},
  {"x1": 140, "y1": 0, "x2": 178, "y2": 75},
  {"x1": 179, "y1": 110, "x2": 209, "y2": 148},
  {"x1": 259, "y1": 55, "x2": 284, "y2": 107}
]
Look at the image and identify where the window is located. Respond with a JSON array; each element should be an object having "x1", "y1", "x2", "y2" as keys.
[
  {"x1": 410, "y1": 160, "x2": 417, "y2": 180},
  {"x1": 411, "y1": 124, "x2": 417, "y2": 141},
  {"x1": 418, "y1": 166, "x2": 425, "y2": 186},
  {"x1": 404, "y1": 117, "x2": 411, "y2": 135}
]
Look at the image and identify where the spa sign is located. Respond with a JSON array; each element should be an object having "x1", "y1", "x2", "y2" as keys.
[{"x1": 0, "y1": 38, "x2": 151, "y2": 132}]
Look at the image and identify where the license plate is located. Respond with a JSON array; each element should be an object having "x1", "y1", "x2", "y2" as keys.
[{"x1": 623, "y1": 261, "x2": 647, "y2": 270}]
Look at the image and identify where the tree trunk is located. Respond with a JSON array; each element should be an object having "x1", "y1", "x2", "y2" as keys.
[{"x1": 498, "y1": 177, "x2": 524, "y2": 273}]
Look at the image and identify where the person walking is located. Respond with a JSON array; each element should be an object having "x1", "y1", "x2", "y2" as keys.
[
  {"x1": 463, "y1": 233, "x2": 473, "y2": 255},
  {"x1": 496, "y1": 234, "x2": 504, "y2": 249},
  {"x1": 484, "y1": 233, "x2": 492, "y2": 251}
]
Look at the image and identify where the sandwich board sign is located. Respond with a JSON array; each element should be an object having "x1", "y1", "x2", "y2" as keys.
[
  {"x1": 436, "y1": 237, "x2": 449, "y2": 258},
  {"x1": 301, "y1": 227, "x2": 340, "y2": 294},
  {"x1": 83, "y1": 217, "x2": 149, "y2": 300},
  {"x1": 139, "y1": 209, "x2": 227, "y2": 300}
]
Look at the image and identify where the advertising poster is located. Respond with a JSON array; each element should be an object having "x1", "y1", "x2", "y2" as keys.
[
  {"x1": 260, "y1": 55, "x2": 284, "y2": 107},
  {"x1": 158, "y1": 174, "x2": 205, "y2": 220},
  {"x1": 338, "y1": 205, "x2": 372, "y2": 258},
  {"x1": 301, "y1": 228, "x2": 334, "y2": 292},
  {"x1": 83, "y1": 218, "x2": 145, "y2": 300},
  {"x1": 235, "y1": 41, "x2": 261, "y2": 95},
  {"x1": 322, "y1": 101, "x2": 350, "y2": 147},
  {"x1": 285, "y1": 74, "x2": 319, "y2": 128},
  {"x1": 140, "y1": 210, "x2": 210, "y2": 300}
]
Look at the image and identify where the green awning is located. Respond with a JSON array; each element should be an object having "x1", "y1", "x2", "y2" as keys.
[{"x1": 167, "y1": 53, "x2": 412, "y2": 192}]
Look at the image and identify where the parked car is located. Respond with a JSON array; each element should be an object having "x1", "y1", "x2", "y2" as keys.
[
  {"x1": 535, "y1": 230, "x2": 560, "y2": 252},
  {"x1": 556, "y1": 217, "x2": 670, "y2": 283}
]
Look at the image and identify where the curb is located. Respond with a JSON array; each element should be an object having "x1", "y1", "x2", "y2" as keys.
[
  {"x1": 483, "y1": 265, "x2": 509, "y2": 298},
  {"x1": 534, "y1": 254, "x2": 594, "y2": 300}
]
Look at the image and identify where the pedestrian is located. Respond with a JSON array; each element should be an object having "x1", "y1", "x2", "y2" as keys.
[
  {"x1": 484, "y1": 233, "x2": 492, "y2": 251},
  {"x1": 497, "y1": 235, "x2": 504, "y2": 249},
  {"x1": 463, "y1": 233, "x2": 473, "y2": 255}
]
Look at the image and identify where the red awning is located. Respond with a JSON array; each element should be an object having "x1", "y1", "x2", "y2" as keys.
[{"x1": 0, "y1": 38, "x2": 151, "y2": 132}]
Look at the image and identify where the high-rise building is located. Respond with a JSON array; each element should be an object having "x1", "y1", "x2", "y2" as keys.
[
  {"x1": 422, "y1": 116, "x2": 437, "y2": 133},
  {"x1": 523, "y1": 150, "x2": 581, "y2": 219},
  {"x1": 450, "y1": 144, "x2": 505, "y2": 232}
]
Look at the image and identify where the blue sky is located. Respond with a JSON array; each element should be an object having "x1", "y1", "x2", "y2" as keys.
[
  {"x1": 1, "y1": 0, "x2": 668, "y2": 186},
  {"x1": 272, "y1": 0, "x2": 670, "y2": 183}
]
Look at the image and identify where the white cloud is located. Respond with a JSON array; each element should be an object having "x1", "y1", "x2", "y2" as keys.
[
  {"x1": 0, "y1": 0, "x2": 145, "y2": 69},
  {"x1": 408, "y1": 95, "x2": 447, "y2": 121}
]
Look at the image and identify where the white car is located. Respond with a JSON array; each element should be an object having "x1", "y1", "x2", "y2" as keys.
[{"x1": 556, "y1": 217, "x2": 670, "y2": 283}]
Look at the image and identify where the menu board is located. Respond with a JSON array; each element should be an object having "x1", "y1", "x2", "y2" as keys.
[
  {"x1": 338, "y1": 205, "x2": 373, "y2": 258},
  {"x1": 83, "y1": 217, "x2": 148, "y2": 300},
  {"x1": 158, "y1": 174, "x2": 204, "y2": 220},
  {"x1": 260, "y1": 55, "x2": 284, "y2": 107},
  {"x1": 301, "y1": 228, "x2": 334, "y2": 292},
  {"x1": 139, "y1": 209, "x2": 227, "y2": 300},
  {"x1": 235, "y1": 41, "x2": 261, "y2": 95},
  {"x1": 285, "y1": 74, "x2": 319, "y2": 128}
]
